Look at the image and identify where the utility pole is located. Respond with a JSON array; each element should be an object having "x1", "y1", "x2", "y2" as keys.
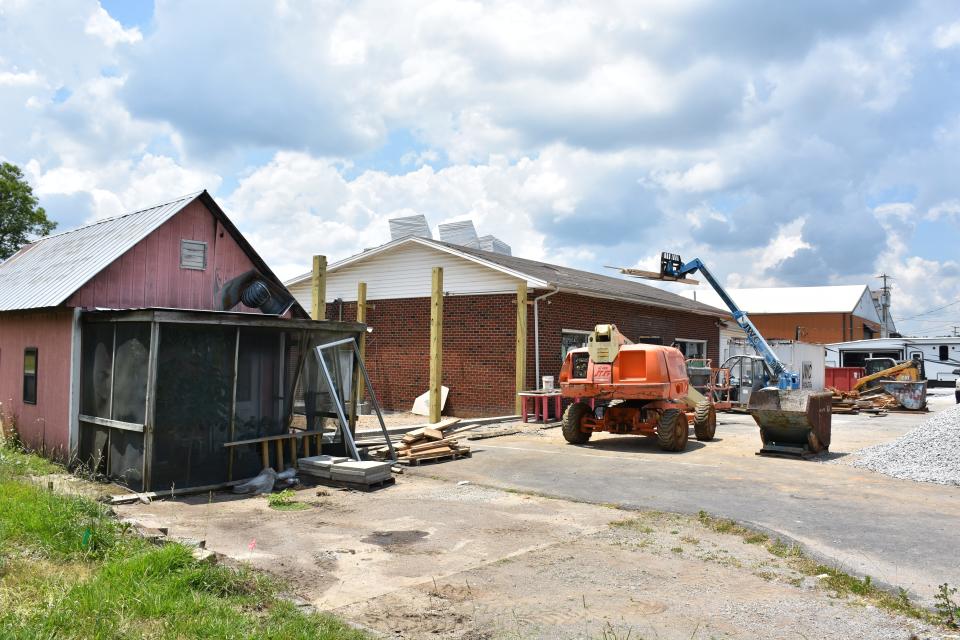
[{"x1": 875, "y1": 273, "x2": 893, "y2": 338}]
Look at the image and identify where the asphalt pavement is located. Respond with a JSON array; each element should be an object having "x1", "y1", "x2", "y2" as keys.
[{"x1": 411, "y1": 391, "x2": 960, "y2": 603}]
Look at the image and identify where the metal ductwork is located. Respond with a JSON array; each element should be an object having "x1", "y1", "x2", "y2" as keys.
[{"x1": 219, "y1": 270, "x2": 296, "y2": 316}]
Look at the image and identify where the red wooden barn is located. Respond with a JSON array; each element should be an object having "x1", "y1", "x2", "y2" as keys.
[{"x1": 0, "y1": 191, "x2": 362, "y2": 491}]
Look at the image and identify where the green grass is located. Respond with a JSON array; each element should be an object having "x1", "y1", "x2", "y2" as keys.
[
  {"x1": 0, "y1": 440, "x2": 61, "y2": 477},
  {"x1": 695, "y1": 509, "x2": 935, "y2": 624},
  {"x1": 0, "y1": 442, "x2": 367, "y2": 640}
]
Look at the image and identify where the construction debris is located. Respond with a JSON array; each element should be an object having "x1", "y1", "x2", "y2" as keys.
[
  {"x1": 829, "y1": 382, "x2": 928, "y2": 414},
  {"x1": 232, "y1": 467, "x2": 298, "y2": 495},
  {"x1": 369, "y1": 418, "x2": 471, "y2": 465}
]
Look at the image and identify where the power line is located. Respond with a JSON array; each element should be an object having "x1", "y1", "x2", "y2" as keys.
[{"x1": 898, "y1": 299, "x2": 960, "y2": 321}]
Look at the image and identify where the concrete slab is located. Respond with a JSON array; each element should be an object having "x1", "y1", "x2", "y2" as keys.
[{"x1": 410, "y1": 393, "x2": 960, "y2": 603}]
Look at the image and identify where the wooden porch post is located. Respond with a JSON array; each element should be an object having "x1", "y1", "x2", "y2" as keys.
[
  {"x1": 516, "y1": 283, "x2": 528, "y2": 415},
  {"x1": 429, "y1": 268, "x2": 444, "y2": 424},
  {"x1": 311, "y1": 255, "x2": 327, "y2": 321}
]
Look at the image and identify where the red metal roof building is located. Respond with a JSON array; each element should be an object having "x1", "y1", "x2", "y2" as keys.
[{"x1": 0, "y1": 191, "x2": 361, "y2": 491}]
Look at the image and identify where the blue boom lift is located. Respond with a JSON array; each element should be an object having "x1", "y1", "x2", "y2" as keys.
[{"x1": 619, "y1": 253, "x2": 833, "y2": 458}]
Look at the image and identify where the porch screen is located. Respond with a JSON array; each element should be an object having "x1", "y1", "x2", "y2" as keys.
[{"x1": 151, "y1": 324, "x2": 236, "y2": 491}]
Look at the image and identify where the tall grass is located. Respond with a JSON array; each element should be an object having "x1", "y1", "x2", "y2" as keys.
[{"x1": 0, "y1": 442, "x2": 366, "y2": 640}]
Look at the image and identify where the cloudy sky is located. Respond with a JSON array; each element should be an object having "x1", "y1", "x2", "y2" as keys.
[{"x1": 2, "y1": 0, "x2": 959, "y2": 335}]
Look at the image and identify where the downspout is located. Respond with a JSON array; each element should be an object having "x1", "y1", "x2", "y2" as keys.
[{"x1": 533, "y1": 286, "x2": 561, "y2": 387}]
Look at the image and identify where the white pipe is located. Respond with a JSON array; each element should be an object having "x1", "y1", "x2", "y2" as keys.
[{"x1": 533, "y1": 286, "x2": 561, "y2": 387}]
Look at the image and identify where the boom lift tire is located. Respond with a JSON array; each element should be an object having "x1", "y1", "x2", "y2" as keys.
[
  {"x1": 562, "y1": 402, "x2": 593, "y2": 445},
  {"x1": 693, "y1": 400, "x2": 717, "y2": 441},
  {"x1": 656, "y1": 409, "x2": 688, "y2": 452}
]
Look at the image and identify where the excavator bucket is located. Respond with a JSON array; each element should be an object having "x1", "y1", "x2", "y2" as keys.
[{"x1": 748, "y1": 389, "x2": 833, "y2": 458}]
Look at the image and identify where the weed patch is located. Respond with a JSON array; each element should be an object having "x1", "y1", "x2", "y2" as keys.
[{"x1": 0, "y1": 446, "x2": 365, "y2": 639}]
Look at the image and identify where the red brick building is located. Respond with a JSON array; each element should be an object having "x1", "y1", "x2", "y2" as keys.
[
  {"x1": 286, "y1": 237, "x2": 729, "y2": 417},
  {"x1": 680, "y1": 284, "x2": 895, "y2": 344}
]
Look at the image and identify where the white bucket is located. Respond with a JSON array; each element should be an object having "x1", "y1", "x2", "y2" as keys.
[{"x1": 541, "y1": 376, "x2": 555, "y2": 391}]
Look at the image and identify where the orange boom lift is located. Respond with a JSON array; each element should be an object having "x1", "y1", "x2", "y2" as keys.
[{"x1": 558, "y1": 324, "x2": 715, "y2": 452}]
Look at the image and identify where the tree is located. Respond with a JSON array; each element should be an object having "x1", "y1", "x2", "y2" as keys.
[{"x1": 0, "y1": 162, "x2": 56, "y2": 260}]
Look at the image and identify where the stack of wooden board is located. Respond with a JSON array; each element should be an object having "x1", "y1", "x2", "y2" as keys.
[{"x1": 369, "y1": 417, "x2": 471, "y2": 465}]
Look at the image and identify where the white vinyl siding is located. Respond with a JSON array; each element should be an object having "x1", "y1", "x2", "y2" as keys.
[
  {"x1": 288, "y1": 242, "x2": 525, "y2": 309},
  {"x1": 853, "y1": 288, "x2": 883, "y2": 324}
]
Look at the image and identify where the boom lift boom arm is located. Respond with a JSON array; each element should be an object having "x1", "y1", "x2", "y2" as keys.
[{"x1": 659, "y1": 253, "x2": 798, "y2": 390}]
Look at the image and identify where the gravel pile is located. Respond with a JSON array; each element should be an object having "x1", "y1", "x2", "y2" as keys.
[{"x1": 849, "y1": 404, "x2": 960, "y2": 485}]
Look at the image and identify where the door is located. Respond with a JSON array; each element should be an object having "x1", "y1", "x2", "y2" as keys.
[{"x1": 909, "y1": 351, "x2": 926, "y2": 379}]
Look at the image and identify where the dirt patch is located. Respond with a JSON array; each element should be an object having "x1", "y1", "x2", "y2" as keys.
[
  {"x1": 116, "y1": 475, "x2": 940, "y2": 639},
  {"x1": 360, "y1": 530, "x2": 429, "y2": 548}
]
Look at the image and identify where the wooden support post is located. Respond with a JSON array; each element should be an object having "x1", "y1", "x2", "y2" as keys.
[
  {"x1": 429, "y1": 267, "x2": 444, "y2": 424},
  {"x1": 515, "y1": 283, "x2": 528, "y2": 415},
  {"x1": 348, "y1": 281, "x2": 368, "y2": 433},
  {"x1": 275, "y1": 439, "x2": 284, "y2": 471},
  {"x1": 260, "y1": 441, "x2": 269, "y2": 470},
  {"x1": 355, "y1": 281, "x2": 368, "y2": 406},
  {"x1": 289, "y1": 437, "x2": 297, "y2": 468},
  {"x1": 302, "y1": 435, "x2": 311, "y2": 458},
  {"x1": 311, "y1": 255, "x2": 327, "y2": 320}
]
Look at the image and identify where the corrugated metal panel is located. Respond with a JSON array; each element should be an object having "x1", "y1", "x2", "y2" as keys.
[
  {"x1": 388, "y1": 214, "x2": 431, "y2": 241},
  {"x1": 0, "y1": 192, "x2": 199, "y2": 311},
  {"x1": 438, "y1": 220, "x2": 479, "y2": 247},
  {"x1": 477, "y1": 234, "x2": 511, "y2": 255},
  {"x1": 63, "y1": 199, "x2": 261, "y2": 313}
]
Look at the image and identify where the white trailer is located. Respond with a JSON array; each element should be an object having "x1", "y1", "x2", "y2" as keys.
[
  {"x1": 727, "y1": 339, "x2": 826, "y2": 390},
  {"x1": 825, "y1": 337, "x2": 960, "y2": 386}
]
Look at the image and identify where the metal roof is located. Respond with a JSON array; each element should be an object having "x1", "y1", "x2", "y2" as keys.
[
  {"x1": 0, "y1": 192, "x2": 200, "y2": 311},
  {"x1": 678, "y1": 285, "x2": 871, "y2": 315}
]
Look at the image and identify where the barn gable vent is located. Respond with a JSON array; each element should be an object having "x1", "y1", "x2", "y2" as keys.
[{"x1": 180, "y1": 240, "x2": 207, "y2": 270}]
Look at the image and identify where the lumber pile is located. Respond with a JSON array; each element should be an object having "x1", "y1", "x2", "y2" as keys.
[{"x1": 369, "y1": 417, "x2": 471, "y2": 464}]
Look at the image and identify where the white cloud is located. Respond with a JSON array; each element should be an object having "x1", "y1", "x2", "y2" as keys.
[
  {"x1": 0, "y1": 69, "x2": 43, "y2": 87},
  {"x1": 84, "y1": 6, "x2": 142, "y2": 47},
  {"x1": 0, "y1": 0, "x2": 958, "y2": 335},
  {"x1": 933, "y1": 21, "x2": 960, "y2": 49}
]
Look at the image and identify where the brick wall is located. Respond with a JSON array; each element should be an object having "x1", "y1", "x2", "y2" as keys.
[
  {"x1": 328, "y1": 291, "x2": 722, "y2": 417},
  {"x1": 326, "y1": 294, "x2": 516, "y2": 417},
  {"x1": 750, "y1": 312, "x2": 882, "y2": 344},
  {"x1": 529, "y1": 291, "x2": 721, "y2": 385}
]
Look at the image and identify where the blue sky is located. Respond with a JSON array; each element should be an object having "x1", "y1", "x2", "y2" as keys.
[{"x1": 1, "y1": 0, "x2": 959, "y2": 336}]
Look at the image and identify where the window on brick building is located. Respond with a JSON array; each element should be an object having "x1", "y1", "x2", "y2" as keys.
[
  {"x1": 560, "y1": 330, "x2": 591, "y2": 361},
  {"x1": 674, "y1": 339, "x2": 706, "y2": 361}
]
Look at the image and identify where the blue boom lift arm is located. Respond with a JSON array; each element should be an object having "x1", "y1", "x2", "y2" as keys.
[{"x1": 659, "y1": 253, "x2": 799, "y2": 390}]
